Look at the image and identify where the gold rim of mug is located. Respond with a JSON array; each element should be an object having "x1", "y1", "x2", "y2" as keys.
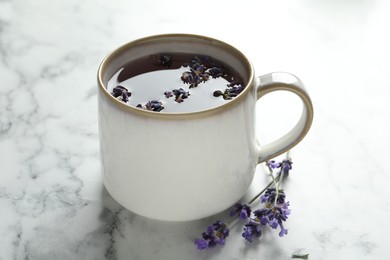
[{"x1": 97, "y1": 33, "x2": 255, "y2": 119}]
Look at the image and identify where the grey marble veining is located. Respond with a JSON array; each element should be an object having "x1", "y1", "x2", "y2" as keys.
[{"x1": 1, "y1": 0, "x2": 390, "y2": 259}]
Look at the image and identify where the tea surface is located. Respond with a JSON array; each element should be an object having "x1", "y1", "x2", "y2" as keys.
[{"x1": 107, "y1": 53, "x2": 245, "y2": 113}]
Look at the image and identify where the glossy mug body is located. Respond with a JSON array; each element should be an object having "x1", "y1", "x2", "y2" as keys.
[{"x1": 97, "y1": 34, "x2": 313, "y2": 221}]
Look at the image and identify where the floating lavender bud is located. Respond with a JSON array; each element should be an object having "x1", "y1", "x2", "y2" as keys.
[
  {"x1": 158, "y1": 54, "x2": 172, "y2": 67},
  {"x1": 190, "y1": 64, "x2": 207, "y2": 76},
  {"x1": 111, "y1": 85, "x2": 132, "y2": 103},
  {"x1": 181, "y1": 57, "x2": 211, "y2": 88},
  {"x1": 164, "y1": 91, "x2": 173, "y2": 98},
  {"x1": 213, "y1": 85, "x2": 244, "y2": 100},
  {"x1": 213, "y1": 90, "x2": 224, "y2": 97},
  {"x1": 172, "y1": 88, "x2": 190, "y2": 103},
  {"x1": 207, "y1": 66, "x2": 224, "y2": 78},
  {"x1": 164, "y1": 88, "x2": 190, "y2": 103},
  {"x1": 227, "y1": 78, "x2": 241, "y2": 87},
  {"x1": 189, "y1": 56, "x2": 203, "y2": 68},
  {"x1": 137, "y1": 100, "x2": 164, "y2": 112},
  {"x1": 146, "y1": 100, "x2": 164, "y2": 112},
  {"x1": 225, "y1": 85, "x2": 244, "y2": 98}
]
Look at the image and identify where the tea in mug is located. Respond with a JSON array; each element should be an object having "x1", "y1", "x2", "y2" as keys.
[{"x1": 107, "y1": 53, "x2": 246, "y2": 113}]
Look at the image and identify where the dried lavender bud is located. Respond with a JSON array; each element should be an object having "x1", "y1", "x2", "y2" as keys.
[
  {"x1": 190, "y1": 56, "x2": 203, "y2": 68},
  {"x1": 164, "y1": 91, "x2": 173, "y2": 98},
  {"x1": 158, "y1": 54, "x2": 172, "y2": 67},
  {"x1": 146, "y1": 100, "x2": 164, "y2": 112},
  {"x1": 207, "y1": 66, "x2": 224, "y2": 78},
  {"x1": 213, "y1": 90, "x2": 224, "y2": 97},
  {"x1": 181, "y1": 71, "x2": 191, "y2": 83},
  {"x1": 225, "y1": 85, "x2": 244, "y2": 98},
  {"x1": 213, "y1": 85, "x2": 244, "y2": 100},
  {"x1": 181, "y1": 57, "x2": 210, "y2": 88},
  {"x1": 201, "y1": 73, "x2": 210, "y2": 82},
  {"x1": 227, "y1": 78, "x2": 241, "y2": 87},
  {"x1": 136, "y1": 100, "x2": 164, "y2": 112},
  {"x1": 111, "y1": 85, "x2": 132, "y2": 103},
  {"x1": 171, "y1": 88, "x2": 190, "y2": 103},
  {"x1": 267, "y1": 158, "x2": 293, "y2": 176}
]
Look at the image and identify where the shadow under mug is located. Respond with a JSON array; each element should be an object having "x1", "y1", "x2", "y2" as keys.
[{"x1": 97, "y1": 34, "x2": 313, "y2": 221}]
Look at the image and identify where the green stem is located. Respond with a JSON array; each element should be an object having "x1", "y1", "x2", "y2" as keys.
[
  {"x1": 276, "y1": 150, "x2": 291, "y2": 192},
  {"x1": 247, "y1": 151, "x2": 291, "y2": 205}
]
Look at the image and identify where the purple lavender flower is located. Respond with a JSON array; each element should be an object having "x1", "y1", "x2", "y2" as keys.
[
  {"x1": 164, "y1": 91, "x2": 173, "y2": 98},
  {"x1": 194, "y1": 221, "x2": 229, "y2": 250},
  {"x1": 181, "y1": 71, "x2": 192, "y2": 83},
  {"x1": 111, "y1": 85, "x2": 132, "y2": 103},
  {"x1": 213, "y1": 85, "x2": 244, "y2": 100},
  {"x1": 253, "y1": 201, "x2": 291, "y2": 238},
  {"x1": 165, "y1": 88, "x2": 190, "y2": 103},
  {"x1": 251, "y1": 208, "x2": 270, "y2": 225},
  {"x1": 260, "y1": 188, "x2": 286, "y2": 205},
  {"x1": 266, "y1": 158, "x2": 293, "y2": 176},
  {"x1": 172, "y1": 88, "x2": 190, "y2": 103},
  {"x1": 225, "y1": 85, "x2": 244, "y2": 99},
  {"x1": 281, "y1": 201, "x2": 291, "y2": 219},
  {"x1": 136, "y1": 100, "x2": 164, "y2": 112},
  {"x1": 194, "y1": 238, "x2": 208, "y2": 250},
  {"x1": 227, "y1": 78, "x2": 242, "y2": 87},
  {"x1": 190, "y1": 64, "x2": 207, "y2": 77},
  {"x1": 207, "y1": 66, "x2": 224, "y2": 78},
  {"x1": 229, "y1": 203, "x2": 252, "y2": 220},
  {"x1": 189, "y1": 56, "x2": 203, "y2": 68},
  {"x1": 267, "y1": 160, "x2": 281, "y2": 169},
  {"x1": 181, "y1": 71, "x2": 203, "y2": 88},
  {"x1": 146, "y1": 100, "x2": 164, "y2": 111},
  {"x1": 213, "y1": 90, "x2": 224, "y2": 98},
  {"x1": 181, "y1": 57, "x2": 210, "y2": 88},
  {"x1": 242, "y1": 219, "x2": 262, "y2": 242},
  {"x1": 281, "y1": 158, "x2": 293, "y2": 176}
]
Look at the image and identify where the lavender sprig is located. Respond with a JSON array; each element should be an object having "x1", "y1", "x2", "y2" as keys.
[{"x1": 195, "y1": 153, "x2": 293, "y2": 250}]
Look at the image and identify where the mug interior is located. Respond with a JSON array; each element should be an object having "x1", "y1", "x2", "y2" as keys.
[{"x1": 98, "y1": 34, "x2": 254, "y2": 115}]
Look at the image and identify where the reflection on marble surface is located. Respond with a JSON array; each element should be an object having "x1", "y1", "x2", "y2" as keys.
[{"x1": 1, "y1": 0, "x2": 389, "y2": 259}]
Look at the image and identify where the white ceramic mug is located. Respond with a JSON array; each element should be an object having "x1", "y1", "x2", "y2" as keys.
[{"x1": 97, "y1": 34, "x2": 313, "y2": 221}]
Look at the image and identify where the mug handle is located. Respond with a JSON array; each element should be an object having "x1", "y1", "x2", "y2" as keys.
[{"x1": 256, "y1": 72, "x2": 314, "y2": 163}]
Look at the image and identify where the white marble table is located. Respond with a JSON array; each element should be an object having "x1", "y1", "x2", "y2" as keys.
[{"x1": 1, "y1": 0, "x2": 389, "y2": 259}]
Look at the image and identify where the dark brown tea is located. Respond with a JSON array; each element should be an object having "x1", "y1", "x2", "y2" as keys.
[{"x1": 107, "y1": 53, "x2": 246, "y2": 113}]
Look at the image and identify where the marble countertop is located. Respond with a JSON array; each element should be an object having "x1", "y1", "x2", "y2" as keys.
[{"x1": 1, "y1": 0, "x2": 389, "y2": 259}]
